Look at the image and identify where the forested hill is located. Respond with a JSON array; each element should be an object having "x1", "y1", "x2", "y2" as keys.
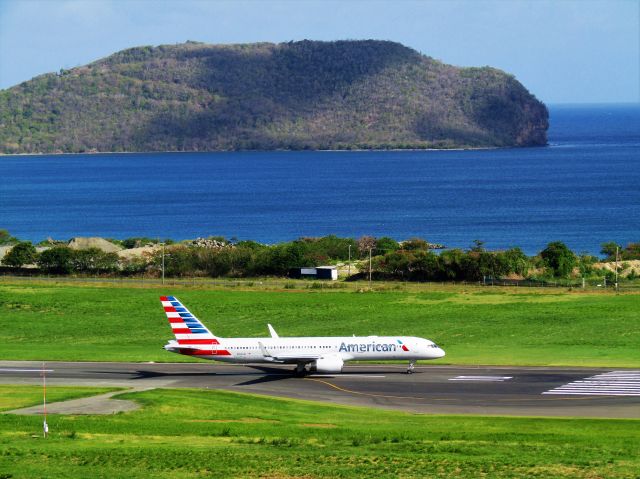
[{"x1": 0, "y1": 40, "x2": 548, "y2": 154}]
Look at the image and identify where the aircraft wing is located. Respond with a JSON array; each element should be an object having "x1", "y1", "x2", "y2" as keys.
[{"x1": 258, "y1": 342, "x2": 320, "y2": 363}]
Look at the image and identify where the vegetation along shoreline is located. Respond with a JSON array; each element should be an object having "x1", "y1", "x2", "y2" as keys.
[{"x1": 1, "y1": 230, "x2": 637, "y2": 285}]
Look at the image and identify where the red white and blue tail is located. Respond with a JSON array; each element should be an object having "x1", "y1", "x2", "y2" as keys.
[{"x1": 160, "y1": 296, "x2": 219, "y2": 346}]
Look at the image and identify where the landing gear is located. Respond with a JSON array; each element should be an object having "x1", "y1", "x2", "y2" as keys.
[
  {"x1": 294, "y1": 363, "x2": 307, "y2": 377},
  {"x1": 407, "y1": 361, "x2": 416, "y2": 374}
]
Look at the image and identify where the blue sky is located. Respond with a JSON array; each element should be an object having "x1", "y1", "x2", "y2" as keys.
[{"x1": 0, "y1": 0, "x2": 638, "y2": 103}]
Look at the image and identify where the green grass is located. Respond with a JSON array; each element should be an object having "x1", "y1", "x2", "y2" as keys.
[
  {"x1": 0, "y1": 385, "x2": 119, "y2": 412},
  {"x1": 1, "y1": 386, "x2": 638, "y2": 478},
  {"x1": 1, "y1": 281, "x2": 639, "y2": 366}
]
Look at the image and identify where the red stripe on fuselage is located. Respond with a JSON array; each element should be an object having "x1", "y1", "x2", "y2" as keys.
[{"x1": 179, "y1": 349, "x2": 231, "y2": 356}]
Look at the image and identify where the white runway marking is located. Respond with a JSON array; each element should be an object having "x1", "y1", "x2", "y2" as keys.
[
  {"x1": 543, "y1": 371, "x2": 640, "y2": 396},
  {"x1": 449, "y1": 375, "x2": 513, "y2": 382},
  {"x1": 0, "y1": 368, "x2": 54, "y2": 373},
  {"x1": 313, "y1": 375, "x2": 386, "y2": 378}
]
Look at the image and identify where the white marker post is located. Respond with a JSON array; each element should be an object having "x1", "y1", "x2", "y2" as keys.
[{"x1": 42, "y1": 362, "x2": 48, "y2": 438}]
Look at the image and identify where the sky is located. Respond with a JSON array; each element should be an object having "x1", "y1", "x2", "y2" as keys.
[{"x1": 0, "y1": 0, "x2": 638, "y2": 103}]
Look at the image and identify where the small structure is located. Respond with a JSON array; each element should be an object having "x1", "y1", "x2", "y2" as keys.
[
  {"x1": 316, "y1": 266, "x2": 338, "y2": 280},
  {"x1": 289, "y1": 266, "x2": 338, "y2": 280}
]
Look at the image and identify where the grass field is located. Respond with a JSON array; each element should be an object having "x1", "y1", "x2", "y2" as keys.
[
  {"x1": 1, "y1": 280, "x2": 639, "y2": 366},
  {"x1": 1, "y1": 385, "x2": 638, "y2": 478}
]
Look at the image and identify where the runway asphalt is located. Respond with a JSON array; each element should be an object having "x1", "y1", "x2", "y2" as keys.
[{"x1": 1, "y1": 361, "x2": 639, "y2": 418}]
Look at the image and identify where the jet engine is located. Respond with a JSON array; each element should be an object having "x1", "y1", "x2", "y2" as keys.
[{"x1": 313, "y1": 354, "x2": 344, "y2": 374}]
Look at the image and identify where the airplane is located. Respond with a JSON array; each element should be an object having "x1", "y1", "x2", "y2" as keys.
[{"x1": 160, "y1": 296, "x2": 445, "y2": 374}]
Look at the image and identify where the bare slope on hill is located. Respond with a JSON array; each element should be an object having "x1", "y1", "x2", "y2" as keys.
[{"x1": 0, "y1": 40, "x2": 548, "y2": 154}]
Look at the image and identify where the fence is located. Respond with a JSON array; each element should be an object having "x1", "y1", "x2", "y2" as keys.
[{"x1": 1, "y1": 273, "x2": 638, "y2": 292}]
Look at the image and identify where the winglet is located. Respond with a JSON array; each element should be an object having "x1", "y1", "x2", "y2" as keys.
[{"x1": 267, "y1": 324, "x2": 279, "y2": 338}]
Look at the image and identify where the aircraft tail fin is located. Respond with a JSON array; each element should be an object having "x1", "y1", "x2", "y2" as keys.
[{"x1": 160, "y1": 296, "x2": 219, "y2": 346}]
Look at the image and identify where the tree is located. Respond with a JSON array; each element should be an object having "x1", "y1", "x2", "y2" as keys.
[
  {"x1": 194, "y1": 248, "x2": 233, "y2": 278},
  {"x1": 470, "y1": 239, "x2": 485, "y2": 252},
  {"x1": 500, "y1": 248, "x2": 529, "y2": 276},
  {"x1": 577, "y1": 253, "x2": 597, "y2": 277},
  {"x1": 375, "y1": 237, "x2": 399, "y2": 256},
  {"x1": 439, "y1": 249, "x2": 465, "y2": 280},
  {"x1": 401, "y1": 238, "x2": 430, "y2": 251},
  {"x1": 37, "y1": 246, "x2": 74, "y2": 274},
  {"x1": 409, "y1": 250, "x2": 440, "y2": 281},
  {"x1": 600, "y1": 242, "x2": 621, "y2": 261},
  {"x1": 622, "y1": 242, "x2": 640, "y2": 261},
  {"x1": 357, "y1": 236, "x2": 376, "y2": 258},
  {"x1": 540, "y1": 241, "x2": 576, "y2": 278},
  {"x1": 72, "y1": 248, "x2": 119, "y2": 273},
  {"x1": 121, "y1": 237, "x2": 158, "y2": 249},
  {"x1": 152, "y1": 246, "x2": 196, "y2": 277},
  {"x1": 379, "y1": 251, "x2": 410, "y2": 276},
  {"x1": 0, "y1": 229, "x2": 18, "y2": 245},
  {"x1": 2, "y1": 241, "x2": 37, "y2": 268}
]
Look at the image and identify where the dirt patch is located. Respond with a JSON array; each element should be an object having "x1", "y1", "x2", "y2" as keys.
[
  {"x1": 300, "y1": 423, "x2": 337, "y2": 428},
  {"x1": 118, "y1": 244, "x2": 160, "y2": 260},
  {"x1": 68, "y1": 237, "x2": 122, "y2": 253},
  {"x1": 6, "y1": 390, "x2": 142, "y2": 415},
  {"x1": 594, "y1": 260, "x2": 640, "y2": 277}
]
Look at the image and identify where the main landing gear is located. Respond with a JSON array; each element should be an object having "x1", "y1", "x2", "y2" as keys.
[
  {"x1": 406, "y1": 361, "x2": 416, "y2": 374},
  {"x1": 294, "y1": 363, "x2": 307, "y2": 377}
]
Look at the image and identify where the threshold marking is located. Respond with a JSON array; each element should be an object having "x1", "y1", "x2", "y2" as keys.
[
  {"x1": 543, "y1": 371, "x2": 640, "y2": 397},
  {"x1": 449, "y1": 375, "x2": 513, "y2": 382}
]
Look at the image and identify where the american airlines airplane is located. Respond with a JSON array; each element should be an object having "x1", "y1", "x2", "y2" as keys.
[{"x1": 161, "y1": 296, "x2": 445, "y2": 374}]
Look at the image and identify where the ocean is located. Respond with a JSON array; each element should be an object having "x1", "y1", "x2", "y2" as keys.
[{"x1": 1, "y1": 104, "x2": 639, "y2": 255}]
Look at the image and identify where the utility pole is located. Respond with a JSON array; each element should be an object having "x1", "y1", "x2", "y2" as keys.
[
  {"x1": 368, "y1": 247, "x2": 372, "y2": 289},
  {"x1": 161, "y1": 242, "x2": 165, "y2": 285},
  {"x1": 615, "y1": 246, "x2": 619, "y2": 292},
  {"x1": 348, "y1": 244, "x2": 351, "y2": 278}
]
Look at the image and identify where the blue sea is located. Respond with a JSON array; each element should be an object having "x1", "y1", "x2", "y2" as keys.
[{"x1": 1, "y1": 104, "x2": 639, "y2": 255}]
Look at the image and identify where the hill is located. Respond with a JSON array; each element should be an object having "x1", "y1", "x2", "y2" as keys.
[{"x1": 0, "y1": 40, "x2": 548, "y2": 154}]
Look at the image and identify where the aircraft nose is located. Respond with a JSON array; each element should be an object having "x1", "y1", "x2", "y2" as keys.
[{"x1": 435, "y1": 347, "x2": 446, "y2": 359}]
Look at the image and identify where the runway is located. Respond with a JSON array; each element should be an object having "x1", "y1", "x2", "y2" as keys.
[{"x1": 1, "y1": 361, "x2": 639, "y2": 418}]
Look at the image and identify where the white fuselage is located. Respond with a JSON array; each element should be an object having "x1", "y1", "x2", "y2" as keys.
[
  {"x1": 160, "y1": 295, "x2": 445, "y2": 373},
  {"x1": 166, "y1": 335, "x2": 445, "y2": 363}
]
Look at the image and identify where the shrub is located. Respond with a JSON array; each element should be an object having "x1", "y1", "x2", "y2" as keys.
[
  {"x1": 2, "y1": 241, "x2": 37, "y2": 268},
  {"x1": 37, "y1": 246, "x2": 74, "y2": 274},
  {"x1": 540, "y1": 241, "x2": 576, "y2": 278}
]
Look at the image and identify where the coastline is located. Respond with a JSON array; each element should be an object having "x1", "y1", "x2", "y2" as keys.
[{"x1": 0, "y1": 145, "x2": 521, "y2": 158}]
